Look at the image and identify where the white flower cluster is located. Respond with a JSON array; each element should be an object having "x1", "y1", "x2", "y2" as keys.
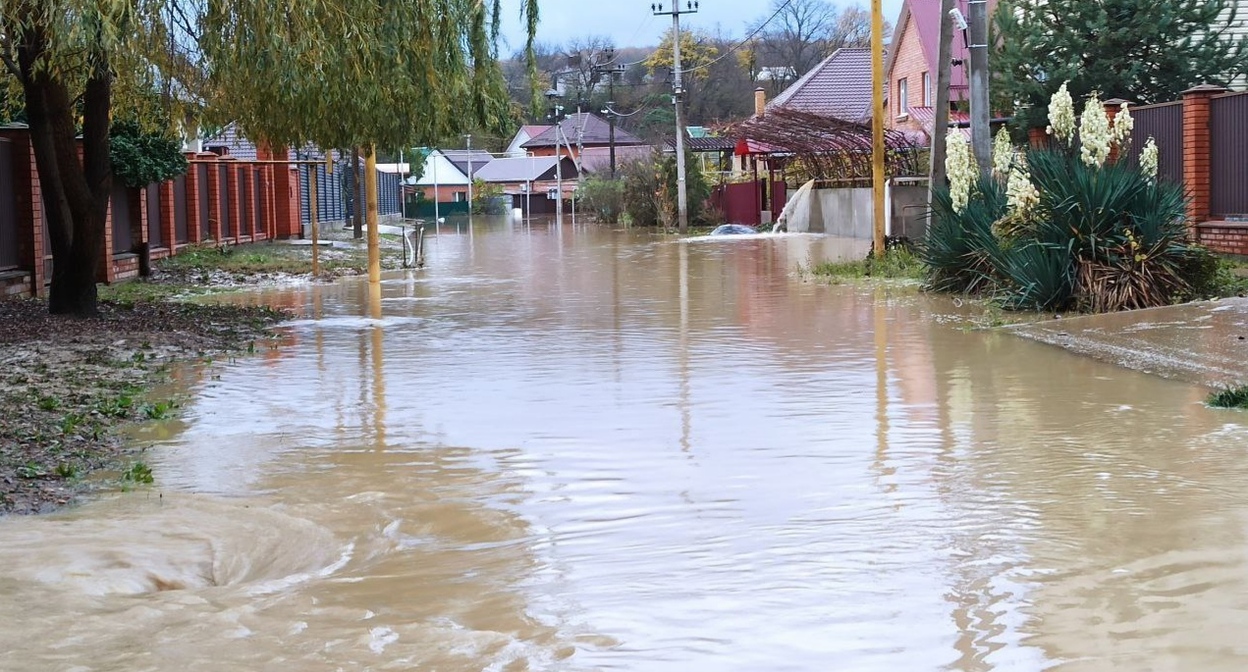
[
  {"x1": 1047, "y1": 82, "x2": 1076, "y2": 143},
  {"x1": 992, "y1": 127, "x2": 1014, "y2": 177},
  {"x1": 946, "y1": 132, "x2": 977, "y2": 213},
  {"x1": 1140, "y1": 136, "x2": 1159, "y2": 182},
  {"x1": 1079, "y1": 91, "x2": 1112, "y2": 167},
  {"x1": 1006, "y1": 161, "x2": 1040, "y2": 214},
  {"x1": 1111, "y1": 102, "x2": 1133, "y2": 148}
]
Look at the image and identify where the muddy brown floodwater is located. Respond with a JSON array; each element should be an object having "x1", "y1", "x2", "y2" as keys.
[{"x1": 2, "y1": 218, "x2": 1247, "y2": 671}]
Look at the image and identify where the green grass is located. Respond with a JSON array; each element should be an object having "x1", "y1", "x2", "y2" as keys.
[
  {"x1": 159, "y1": 244, "x2": 322, "y2": 275},
  {"x1": 809, "y1": 247, "x2": 927, "y2": 282},
  {"x1": 98, "y1": 279, "x2": 199, "y2": 305},
  {"x1": 1208, "y1": 385, "x2": 1248, "y2": 409}
]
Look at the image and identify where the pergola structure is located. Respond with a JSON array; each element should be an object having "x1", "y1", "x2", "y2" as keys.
[{"x1": 730, "y1": 108, "x2": 925, "y2": 185}]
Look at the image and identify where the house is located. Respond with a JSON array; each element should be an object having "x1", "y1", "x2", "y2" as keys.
[
  {"x1": 405, "y1": 150, "x2": 471, "y2": 203},
  {"x1": 884, "y1": 0, "x2": 998, "y2": 139},
  {"x1": 520, "y1": 113, "x2": 647, "y2": 159},
  {"x1": 505, "y1": 125, "x2": 551, "y2": 157},
  {"x1": 473, "y1": 156, "x2": 579, "y2": 214}
]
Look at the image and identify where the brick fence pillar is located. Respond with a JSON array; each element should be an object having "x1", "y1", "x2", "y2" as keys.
[
  {"x1": 1027, "y1": 126, "x2": 1047, "y2": 150},
  {"x1": 159, "y1": 180, "x2": 176, "y2": 249},
  {"x1": 1103, "y1": 97, "x2": 1131, "y2": 164},
  {"x1": 1182, "y1": 84, "x2": 1227, "y2": 228}
]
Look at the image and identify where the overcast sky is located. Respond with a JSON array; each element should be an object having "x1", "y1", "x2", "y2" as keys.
[{"x1": 496, "y1": 0, "x2": 905, "y2": 54}]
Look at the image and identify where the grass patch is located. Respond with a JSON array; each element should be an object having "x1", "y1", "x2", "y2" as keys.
[
  {"x1": 98, "y1": 279, "x2": 207, "y2": 305},
  {"x1": 159, "y1": 244, "x2": 321, "y2": 275},
  {"x1": 809, "y1": 247, "x2": 926, "y2": 282},
  {"x1": 1204, "y1": 257, "x2": 1248, "y2": 299},
  {"x1": 1208, "y1": 385, "x2": 1248, "y2": 409}
]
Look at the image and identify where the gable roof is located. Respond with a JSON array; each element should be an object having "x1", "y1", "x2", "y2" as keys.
[
  {"x1": 407, "y1": 150, "x2": 470, "y2": 186},
  {"x1": 521, "y1": 113, "x2": 645, "y2": 148},
  {"x1": 473, "y1": 156, "x2": 579, "y2": 182},
  {"x1": 440, "y1": 149, "x2": 496, "y2": 178},
  {"x1": 767, "y1": 48, "x2": 872, "y2": 121}
]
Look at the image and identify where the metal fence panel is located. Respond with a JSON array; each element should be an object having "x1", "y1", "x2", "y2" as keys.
[
  {"x1": 197, "y1": 165, "x2": 211, "y2": 239},
  {"x1": 1211, "y1": 92, "x2": 1248, "y2": 218},
  {"x1": 254, "y1": 168, "x2": 266, "y2": 236},
  {"x1": 1121, "y1": 101, "x2": 1183, "y2": 186},
  {"x1": 173, "y1": 174, "x2": 189, "y2": 243},
  {"x1": 111, "y1": 184, "x2": 132, "y2": 253},
  {"x1": 218, "y1": 166, "x2": 232, "y2": 238},
  {"x1": 239, "y1": 170, "x2": 252, "y2": 237},
  {"x1": 0, "y1": 139, "x2": 18, "y2": 269},
  {"x1": 146, "y1": 184, "x2": 163, "y2": 248}
]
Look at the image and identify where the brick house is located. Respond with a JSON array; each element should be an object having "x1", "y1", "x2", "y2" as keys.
[
  {"x1": 520, "y1": 113, "x2": 647, "y2": 159},
  {"x1": 884, "y1": 0, "x2": 999, "y2": 139}
]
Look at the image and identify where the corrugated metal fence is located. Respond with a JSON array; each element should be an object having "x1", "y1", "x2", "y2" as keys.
[
  {"x1": 1121, "y1": 101, "x2": 1183, "y2": 185},
  {"x1": 1211, "y1": 92, "x2": 1248, "y2": 218},
  {"x1": 299, "y1": 163, "x2": 402, "y2": 227}
]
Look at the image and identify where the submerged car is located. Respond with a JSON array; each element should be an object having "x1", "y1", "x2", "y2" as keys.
[{"x1": 709, "y1": 224, "x2": 758, "y2": 236}]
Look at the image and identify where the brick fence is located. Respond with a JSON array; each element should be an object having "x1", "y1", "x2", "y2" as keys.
[
  {"x1": 1031, "y1": 85, "x2": 1248, "y2": 257},
  {"x1": 0, "y1": 128, "x2": 302, "y2": 299}
]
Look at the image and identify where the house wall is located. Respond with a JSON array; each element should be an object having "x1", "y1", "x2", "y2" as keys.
[{"x1": 888, "y1": 13, "x2": 929, "y2": 135}]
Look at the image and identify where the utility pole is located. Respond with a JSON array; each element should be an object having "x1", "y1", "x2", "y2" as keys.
[
  {"x1": 653, "y1": 0, "x2": 698, "y2": 234},
  {"x1": 967, "y1": 0, "x2": 991, "y2": 177},
  {"x1": 365, "y1": 145, "x2": 380, "y2": 284},
  {"x1": 464, "y1": 134, "x2": 473, "y2": 214},
  {"x1": 592, "y1": 49, "x2": 626, "y2": 179},
  {"x1": 870, "y1": 0, "x2": 885, "y2": 257},
  {"x1": 929, "y1": 0, "x2": 956, "y2": 208},
  {"x1": 546, "y1": 95, "x2": 566, "y2": 221}
]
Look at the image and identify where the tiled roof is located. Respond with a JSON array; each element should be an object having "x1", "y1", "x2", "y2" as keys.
[
  {"x1": 767, "y1": 48, "x2": 872, "y2": 121},
  {"x1": 907, "y1": 106, "x2": 972, "y2": 140},
  {"x1": 521, "y1": 113, "x2": 645, "y2": 148},
  {"x1": 579, "y1": 145, "x2": 654, "y2": 173}
]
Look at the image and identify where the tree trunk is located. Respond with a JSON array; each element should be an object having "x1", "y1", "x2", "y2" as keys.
[
  {"x1": 352, "y1": 147, "x2": 363, "y2": 239},
  {"x1": 17, "y1": 20, "x2": 112, "y2": 317}
]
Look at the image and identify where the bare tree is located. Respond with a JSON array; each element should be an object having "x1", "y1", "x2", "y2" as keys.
[{"x1": 562, "y1": 35, "x2": 616, "y2": 101}]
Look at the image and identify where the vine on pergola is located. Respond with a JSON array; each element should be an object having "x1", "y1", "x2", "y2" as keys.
[{"x1": 731, "y1": 108, "x2": 924, "y2": 183}]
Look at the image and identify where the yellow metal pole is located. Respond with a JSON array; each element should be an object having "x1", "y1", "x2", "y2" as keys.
[
  {"x1": 365, "y1": 145, "x2": 380, "y2": 284},
  {"x1": 309, "y1": 168, "x2": 320, "y2": 276},
  {"x1": 871, "y1": 0, "x2": 886, "y2": 258}
]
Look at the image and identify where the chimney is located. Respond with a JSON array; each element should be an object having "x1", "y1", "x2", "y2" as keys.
[{"x1": 754, "y1": 87, "x2": 766, "y2": 118}]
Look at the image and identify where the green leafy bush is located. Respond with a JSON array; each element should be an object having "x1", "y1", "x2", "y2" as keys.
[
  {"x1": 110, "y1": 120, "x2": 189, "y2": 188},
  {"x1": 578, "y1": 176, "x2": 625, "y2": 223}
]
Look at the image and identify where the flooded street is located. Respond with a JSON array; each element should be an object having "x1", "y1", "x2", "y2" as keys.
[{"x1": 3, "y1": 219, "x2": 1248, "y2": 671}]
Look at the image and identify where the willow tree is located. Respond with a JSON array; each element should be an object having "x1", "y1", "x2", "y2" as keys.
[{"x1": 0, "y1": 0, "x2": 538, "y2": 317}]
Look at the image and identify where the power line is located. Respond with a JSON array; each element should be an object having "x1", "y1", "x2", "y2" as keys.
[{"x1": 678, "y1": 0, "x2": 794, "y2": 75}]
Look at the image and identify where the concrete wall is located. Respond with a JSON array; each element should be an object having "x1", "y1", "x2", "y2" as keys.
[{"x1": 784, "y1": 185, "x2": 928, "y2": 239}]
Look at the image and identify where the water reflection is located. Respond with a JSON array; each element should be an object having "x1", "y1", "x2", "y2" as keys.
[{"x1": 0, "y1": 220, "x2": 1245, "y2": 670}]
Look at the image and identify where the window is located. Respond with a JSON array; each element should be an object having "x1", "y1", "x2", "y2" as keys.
[
  {"x1": 922, "y1": 72, "x2": 932, "y2": 107},
  {"x1": 898, "y1": 78, "x2": 909, "y2": 116},
  {"x1": 454, "y1": 191, "x2": 468, "y2": 202}
]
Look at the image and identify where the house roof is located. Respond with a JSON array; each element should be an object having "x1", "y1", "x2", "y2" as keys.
[
  {"x1": 407, "y1": 150, "x2": 470, "y2": 186},
  {"x1": 767, "y1": 48, "x2": 873, "y2": 121},
  {"x1": 579, "y1": 145, "x2": 654, "y2": 173},
  {"x1": 907, "y1": 106, "x2": 971, "y2": 140},
  {"x1": 473, "y1": 156, "x2": 578, "y2": 182},
  {"x1": 521, "y1": 113, "x2": 645, "y2": 148},
  {"x1": 440, "y1": 150, "x2": 496, "y2": 177}
]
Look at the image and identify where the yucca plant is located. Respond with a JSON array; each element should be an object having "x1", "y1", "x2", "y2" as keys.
[{"x1": 919, "y1": 176, "x2": 1007, "y2": 294}]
